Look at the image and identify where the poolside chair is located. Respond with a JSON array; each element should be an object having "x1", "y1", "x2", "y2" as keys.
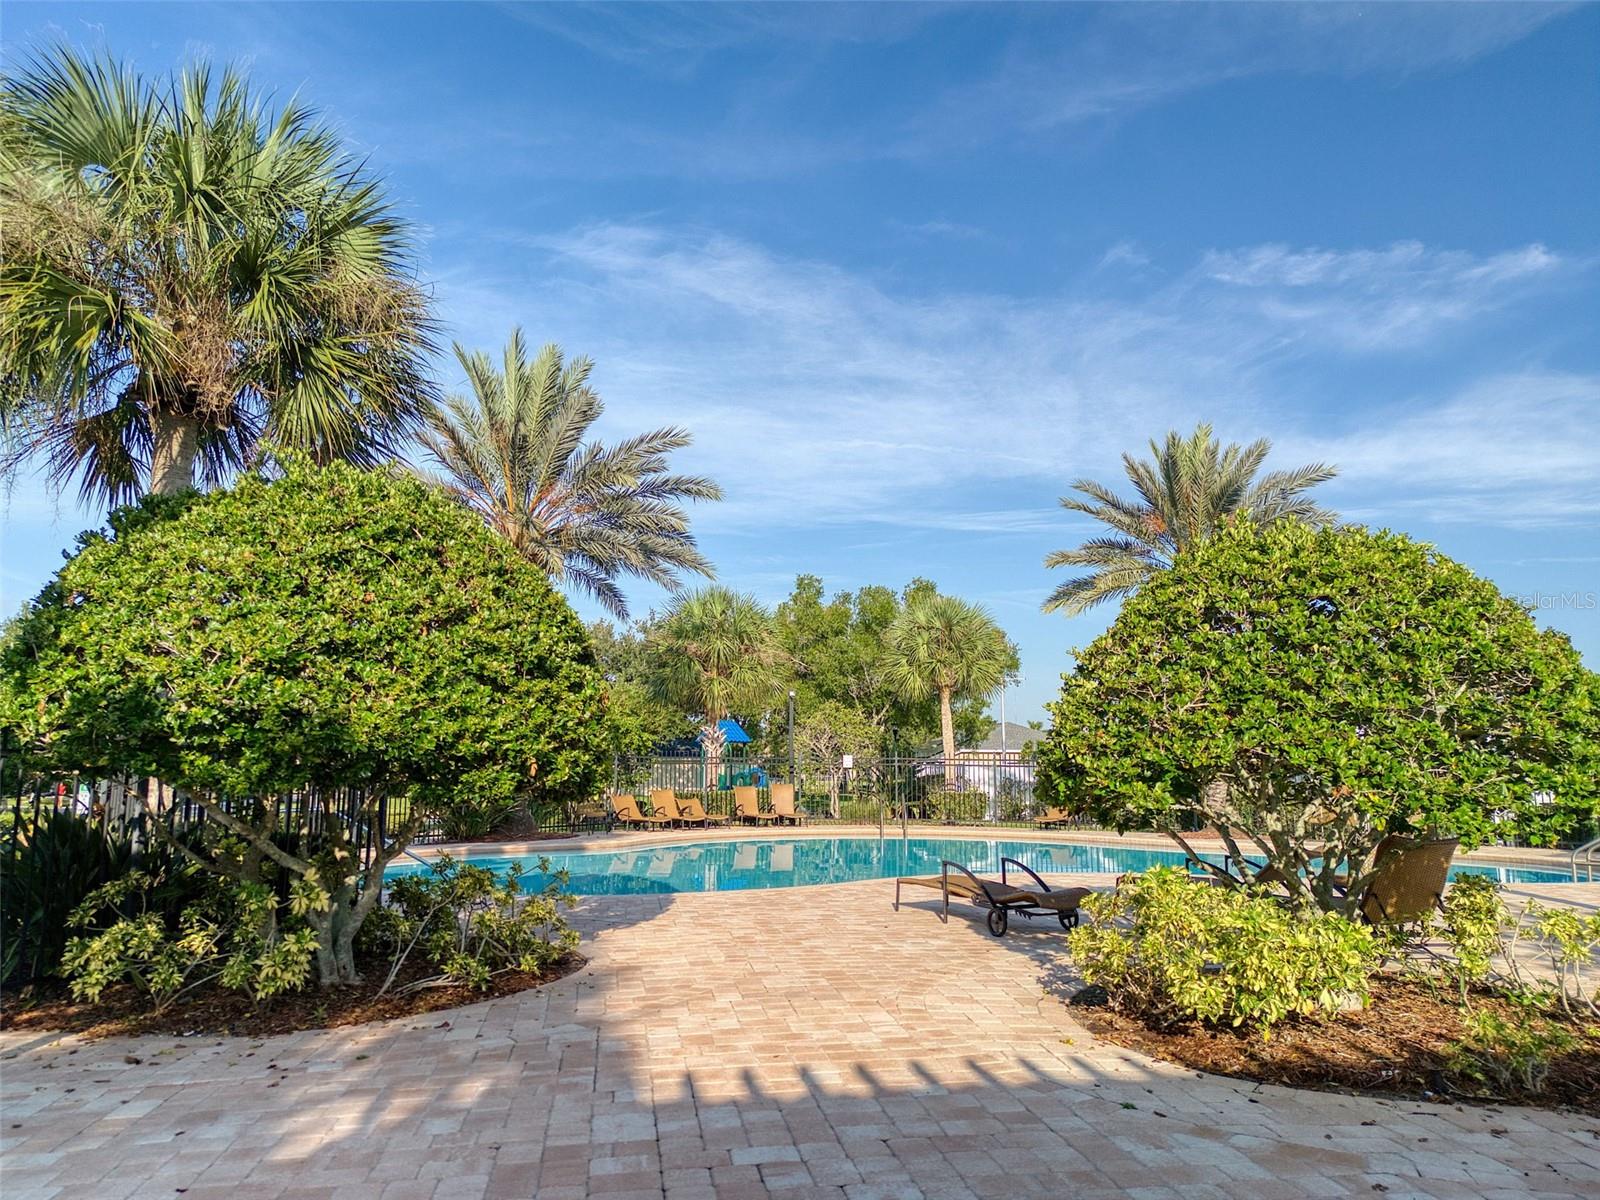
[
  {"x1": 571, "y1": 800, "x2": 614, "y2": 832},
  {"x1": 675, "y1": 794, "x2": 728, "y2": 827},
  {"x1": 610, "y1": 793, "x2": 672, "y2": 830},
  {"x1": 733, "y1": 786, "x2": 776, "y2": 825},
  {"x1": 649, "y1": 789, "x2": 690, "y2": 827},
  {"x1": 895, "y1": 859, "x2": 1093, "y2": 937},
  {"x1": 769, "y1": 782, "x2": 806, "y2": 826},
  {"x1": 1035, "y1": 807, "x2": 1076, "y2": 829},
  {"x1": 1341, "y1": 836, "x2": 1460, "y2": 927}
]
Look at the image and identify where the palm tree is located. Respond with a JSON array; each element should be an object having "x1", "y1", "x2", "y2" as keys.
[
  {"x1": 418, "y1": 331, "x2": 722, "y2": 619},
  {"x1": 1042, "y1": 423, "x2": 1337, "y2": 615},
  {"x1": 0, "y1": 49, "x2": 435, "y2": 502},
  {"x1": 883, "y1": 594, "x2": 1011, "y2": 787},
  {"x1": 647, "y1": 587, "x2": 785, "y2": 786}
]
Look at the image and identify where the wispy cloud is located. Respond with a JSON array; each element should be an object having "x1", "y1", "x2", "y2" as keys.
[
  {"x1": 301, "y1": 3, "x2": 1581, "y2": 183},
  {"x1": 900, "y1": 3, "x2": 1574, "y2": 154},
  {"x1": 436, "y1": 222, "x2": 1592, "y2": 537},
  {"x1": 1301, "y1": 371, "x2": 1600, "y2": 527},
  {"x1": 1193, "y1": 241, "x2": 1567, "y2": 351},
  {"x1": 1097, "y1": 240, "x2": 1152, "y2": 271},
  {"x1": 497, "y1": 1, "x2": 948, "y2": 78}
]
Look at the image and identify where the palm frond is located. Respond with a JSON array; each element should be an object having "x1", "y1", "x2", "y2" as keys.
[
  {"x1": 413, "y1": 330, "x2": 721, "y2": 620},
  {"x1": 1043, "y1": 422, "x2": 1338, "y2": 616}
]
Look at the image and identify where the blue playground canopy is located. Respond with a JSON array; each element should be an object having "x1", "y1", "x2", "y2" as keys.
[{"x1": 705, "y1": 718, "x2": 750, "y2": 745}]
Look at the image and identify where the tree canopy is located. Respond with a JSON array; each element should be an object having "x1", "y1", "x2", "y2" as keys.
[
  {"x1": 646, "y1": 586, "x2": 786, "y2": 769},
  {"x1": 1035, "y1": 522, "x2": 1599, "y2": 912},
  {"x1": 0, "y1": 455, "x2": 610, "y2": 981},
  {"x1": 1043, "y1": 423, "x2": 1337, "y2": 615},
  {"x1": 773, "y1": 574, "x2": 1001, "y2": 751},
  {"x1": 884, "y1": 593, "x2": 1015, "y2": 783},
  {"x1": 418, "y1": 330, "x2": 721, "y2": 618},
  {"x1": 0, "y1": 48, "x2": 436, "y2": 501}
]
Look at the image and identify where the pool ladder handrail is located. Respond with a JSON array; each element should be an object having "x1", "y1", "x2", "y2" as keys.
[{"x1": 1571, "y1": 835, "x2": 1600, "y2": 883}]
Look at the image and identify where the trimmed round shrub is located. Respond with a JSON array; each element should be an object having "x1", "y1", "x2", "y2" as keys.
[{"x1": 1, "y1": 456, "x2": 610, "y2": 811}]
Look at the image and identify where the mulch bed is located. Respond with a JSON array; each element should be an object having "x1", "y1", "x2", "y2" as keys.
[
  {"x1": 0, "y1": 952, "x2": 585, "y2": 1040},
  {"x1": 1070, "y1": 975, "x2": 1600, "y2": 1115}
]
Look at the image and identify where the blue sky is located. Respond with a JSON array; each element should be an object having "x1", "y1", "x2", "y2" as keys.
[{"x1": 3, "y1": 2, "x2": 1598, "y2": 724}]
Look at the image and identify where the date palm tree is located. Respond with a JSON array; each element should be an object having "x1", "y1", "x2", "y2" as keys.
[
  {"x1": 884, "y1": 594, "x2": 1012, "y2": 787},
  {"x1": 647, "y1": 587, "x2": 786, "y2": 787},
  {"x1": 1043, "y1": 423, "x2": 1337, "y2": 615},
  {"x1": 0, "y1": 49, "x2": 436, "y2": 502},
  {"x1": 418, "y1": 330, "x2": 722, "y2": 619}
]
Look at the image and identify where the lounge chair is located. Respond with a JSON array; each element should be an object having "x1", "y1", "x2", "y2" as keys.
[
  {"x1": 1035, "y1": 807, "x2": 1076, "y2": 829},
  {"x1": 649, "y1": 789, "x2": 689, "y2": 827},
  {"x1": 610, "y1": 793, "x2": 672, "y2": 829},
  {"x1": 1341, "y1": 835, "x2": 1460, "y2": 926},
  {"x1": 675, "y1": 794, "x2": 728, "y2": 827},
  {"x1": 733, "y1": 786, "x2": 776, "y2": 825},
  {"x1": 769, "y1": 782, "x2": 806, "y2": 826},
  {"x1": 570, "y1": 801, "x2": 614, "y2": 831},
  {"x1": 894, "y1": 858, "x2": 1093, "y2": 937}
]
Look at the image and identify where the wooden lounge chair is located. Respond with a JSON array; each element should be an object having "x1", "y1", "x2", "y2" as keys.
[
  {"x1": 675, "y1": 794, "x2": 728, "y2": 827},
  {"x1": 894, "y1": 858, "x2": 1093, "y2": 937},
  {"x1": 1035, "y1": 807, "x2": 1075, "y2": 829},
  {"x1": 769, "y1": 782, "x2": 806, "y2": 826},
  {"x1": 733, "y1": 786, "x2": 776, "y2": 825},
  {"x1": 649, "y1": 789, "x2": 689, "y2": 827},
  {"x1": 1341, "y1": 835, "x2": 1460, "y2": 926},
  {"x1": 610, "y1": 793, "x2": 672, "y2": 829}
]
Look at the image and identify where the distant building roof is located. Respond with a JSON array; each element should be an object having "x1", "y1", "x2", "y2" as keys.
[{"x1": 960, "y1": 722, "x2": 1039, "y2": 754}]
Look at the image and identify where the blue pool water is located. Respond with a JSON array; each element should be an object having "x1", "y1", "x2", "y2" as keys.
[{"x1": 384, "y1": 835, "x2": 1573, "y2": 895}]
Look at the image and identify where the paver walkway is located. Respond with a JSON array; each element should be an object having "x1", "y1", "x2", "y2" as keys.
[{"x1": 3, "y1": 879, "x2": 1598, "y2": 1200}]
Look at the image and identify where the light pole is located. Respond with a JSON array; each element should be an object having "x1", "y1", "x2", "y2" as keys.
[{"x1": 786, "y1": 690, "x2": 796, "y2": 782}]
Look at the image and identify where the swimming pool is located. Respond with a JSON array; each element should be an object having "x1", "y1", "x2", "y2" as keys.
[{"x1": 384, "y1": 835, "x2": 1574, "y2": 895}]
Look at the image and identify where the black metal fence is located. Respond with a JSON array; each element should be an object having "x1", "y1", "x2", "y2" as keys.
[
  {"x1": 608, "y1": 751, "x2": 1093, "y2": 831},
  {"x1": 1, "y1": 760, "x2": 393, "y2": 867}
]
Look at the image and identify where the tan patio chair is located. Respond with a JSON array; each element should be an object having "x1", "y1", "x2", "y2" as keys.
[
  {"x1": 1035, "y1": 807, "x2": 1075, "y2": 829},
  {"x1": 649, "y1": 789, "x2": 688, "y2": 827},
  {"x1": 675, "y1": 794, "x2": 728, "y2": 827},
  {"x1": 610, "y1": 793, "x2": 671, "y2": 829},
  {"x1": 1346, "y1": 835, "x2": 1460, "y2": 926},
  {"x1": 769, "y1": 782, "x2": 806, "y2": 825},
  {"x1": 733, "y1": 785, "x2": 776, "y2": 825}
]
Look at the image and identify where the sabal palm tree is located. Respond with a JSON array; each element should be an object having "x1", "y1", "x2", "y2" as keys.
[
  {"x1": 647, "y1": 587, "x2": 785, "y2": 785},
  {"x1": 1043, "y1": 423, "x2": 1337, "y2": 615},
  {"x1": 418, "y1": 330, "x2": 721, "y2": 619},
  {"x1": 0, "y1": 49, "x2": 436, "y2": 503},
  {"x1": 883, "y1": 594, "x2": 1011, "y2": 786}
]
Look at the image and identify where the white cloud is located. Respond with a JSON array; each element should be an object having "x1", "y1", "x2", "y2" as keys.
[
  {"x1": 901, "y1": 4, "x2": 1574, "y2": 154},
  {"x1": 1097, "y1": 240, "x2": 1152, "y2": 271},
  {"x1": 1299, "y1": 372, "x2": 1600, "y2": 527},
  {"x1": 1192, "y1": 241, "x2": 1566, "y2": 350},
  {"x1": 434, "y1": 223, "x2": 1593, "y2": 538}
]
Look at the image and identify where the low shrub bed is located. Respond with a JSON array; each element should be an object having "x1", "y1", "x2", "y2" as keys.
[
  {"x1": 1064, "y1": 868, "x2": 1600, "y2": 1113},
  {"x1": 0, "y1": 947, "x2": 585, "y2": 1039},
  {"x1": 1072, "y1": 976, "x2": 1600, "y2": 1115},
  {"x1": 0, "y1": 848, "x2": 584, "y2": 1038}
]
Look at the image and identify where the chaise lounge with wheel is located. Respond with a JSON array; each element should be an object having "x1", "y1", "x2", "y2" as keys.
[{"x1": 894, "y1": 858, "x2": 1093, "y2": 936}]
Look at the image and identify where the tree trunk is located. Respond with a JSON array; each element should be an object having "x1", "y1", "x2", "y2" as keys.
[
  {"x1": 149, "y1": 410, "x2": 200, "y2": 495},
  {"x1": 702, "y1": 719, "x2": 727, "y2": 793},
  {"x1": 939, "y1": 686, "x2": 957, "y2": 787}
]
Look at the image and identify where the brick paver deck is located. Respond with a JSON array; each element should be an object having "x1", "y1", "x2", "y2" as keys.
[{"x1": 4, "y1": 878, "x2": 1598, "y2": 1200}]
